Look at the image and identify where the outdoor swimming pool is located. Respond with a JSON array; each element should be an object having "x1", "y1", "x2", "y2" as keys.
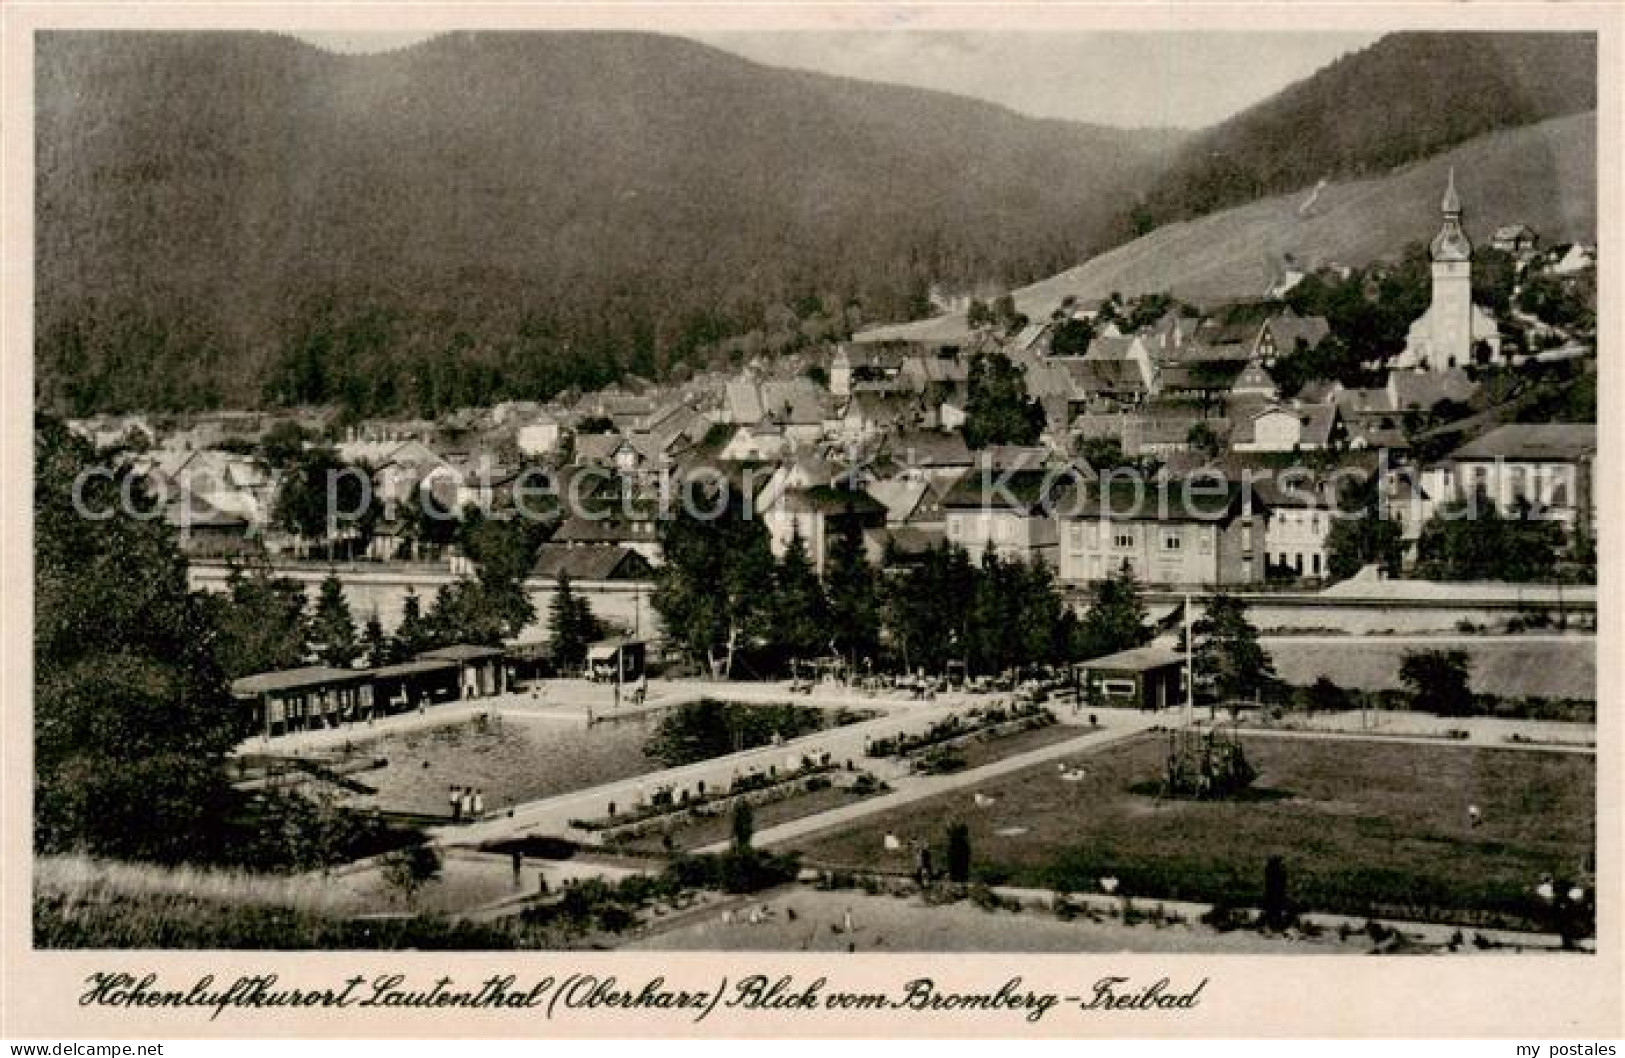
[
  {"x1": 343, "y1": 713, "x2": 662, "y2": 818},
  {"x1": 339, "y1": 700, "x2": 873, "y2": 819}
]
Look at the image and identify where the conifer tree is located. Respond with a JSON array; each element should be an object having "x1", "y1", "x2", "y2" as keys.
[
  {"x1": 310, "y1": 573, "x2": 359, "y2": 667},
  {"x1": 1190, "y1": 592, "x2": 1278, "y2": 710},
  {"x1": 825, "y1": 513, "x2": 880, "y2": 670},
  {"x1": 769, "y1": 532, "x2": 828, "y2": 670}
]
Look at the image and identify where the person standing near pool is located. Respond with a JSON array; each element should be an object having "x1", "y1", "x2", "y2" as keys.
[
  {"x1": 450, "y1": 785, "x2": 462, "y2": 823},
  {"x1": 473, "y1": 788, "x2": 485, "y2": 820}
]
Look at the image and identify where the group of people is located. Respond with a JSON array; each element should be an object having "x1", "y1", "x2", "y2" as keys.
[{"x1": 448, "y1": 785, "x2": 485, "y2": 823}]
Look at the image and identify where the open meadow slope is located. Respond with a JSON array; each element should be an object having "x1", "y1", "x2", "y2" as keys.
[
  {"x1": 1020, "y1": 112, "x2": 1595, "y2": 310},
  {"x1": 863, "y1": 111, "x2": 1594, "y2": 344}
]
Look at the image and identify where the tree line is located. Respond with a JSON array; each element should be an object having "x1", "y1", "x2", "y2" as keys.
[{"x1": 650, "y1": 482, "x2": 1185, "y2": 681}]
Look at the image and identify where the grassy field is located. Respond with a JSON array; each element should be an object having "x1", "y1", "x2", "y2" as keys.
[
  {"x1": 946, "y1": 722, "x2": 1093, "y2": 771},
  {"x1": 793, "y1": 735, "x2": 1594, "y2": 931},
  {"x1": 624, "y1": 888, "x2": 1365, "y2": 954},
  {"x1": 31, "y1": 854, "x2": 564, "y2": 949},
  {"x1": 1263, "y1": 638, "x2": 1596, "y2": 701},
  {"x1": 607, "y1": 785, "x2": 872, "y2": 854}
]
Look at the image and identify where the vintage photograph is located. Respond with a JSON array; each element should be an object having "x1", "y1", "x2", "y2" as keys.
[{"x1": 29, "y1": 22, "x2": 1599, "y2": 963}]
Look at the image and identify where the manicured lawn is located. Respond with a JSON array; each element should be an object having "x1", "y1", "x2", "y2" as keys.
[
  {"x1": 610, "y1": 783, "x2": 880, "y2": 854},
  {"x1": 946, "y1": 722, "x2": 1094, "y2": 771},
  {"x1": 794, "y1": 734, "x2": 1594, "y2": 930}
]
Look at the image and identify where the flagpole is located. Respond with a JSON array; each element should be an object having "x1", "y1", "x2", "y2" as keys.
[{"x1": 1184, "y1": 592, "x2": 1195, "y2": 727}]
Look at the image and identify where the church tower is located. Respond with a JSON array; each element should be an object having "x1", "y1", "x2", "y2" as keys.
[
  {"x1": 1427, "y1": 168, "x2": 1474, "y2": 370},
  {"x1": 1398, "y1": 168, "x2": 1498, "y2": 374}
]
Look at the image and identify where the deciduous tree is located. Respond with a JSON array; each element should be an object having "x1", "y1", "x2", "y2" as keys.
[
  {"x1": 652, "y1": 482, "x2": 775, "y2": 678},
  {"x1": 1399, "y1": 648, "x2": 1474, "y2": 716},
  {"x1": 963, "y1": 351, "x2": 1045, "y2": 449},
  {"x1": 35, "y1": 417, "x2": 248, "y2": 862}
]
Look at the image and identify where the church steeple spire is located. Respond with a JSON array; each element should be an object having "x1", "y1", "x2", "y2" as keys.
[
  {"x1": 1442, "y1": 166, "x2": 1461, "y2": 216},
  {"x1": 1430, "y1": 168, "x2": 1471, "y2": 263}
]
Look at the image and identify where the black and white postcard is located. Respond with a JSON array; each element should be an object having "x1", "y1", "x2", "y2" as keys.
[{"x1": 2, "y1": 0, "x2": 1620, "y2": 1041}]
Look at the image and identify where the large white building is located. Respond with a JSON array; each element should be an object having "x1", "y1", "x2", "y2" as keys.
[{"x1": 1394, "y1": 170, "x2": 1502, "y2": 374}]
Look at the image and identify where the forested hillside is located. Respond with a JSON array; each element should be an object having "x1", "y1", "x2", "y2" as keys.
[
  {"x1": 36, "y1": 31, "x2": 1178, "y2": 416},
  {"x1": 34, "y1": 30, "x2": 1597, "y2": 418},
  {"x1": 1130, "y1": 32, "x2": 1595, "y2": 229}
]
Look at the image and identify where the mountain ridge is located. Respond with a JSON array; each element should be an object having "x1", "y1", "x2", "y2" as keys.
[
  {"x1": 36, "y1": 30, "x2": 1180, "y2": 414},
  {"x1": 34, "y1": 30, "x2": 1597, "y2": 417}
]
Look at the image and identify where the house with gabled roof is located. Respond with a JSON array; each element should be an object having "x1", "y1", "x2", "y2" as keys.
[
  {"x1": 1054, "y1": 476, "x2": 1268, "y2": 588},
  {"x1": 864, "y1": 478, "x2": 947, "y2": 529},
  {"x1": 70, "y1": 414, "x2": 160, "y2": 452},
  {"x1": 1549, "y1": 243, "x2": 1594, "y2": 276},
  {"x1": 829, "y1": 343, "x2": 907, "y2": 398},
  {"x1": 760, "y1": 482, "x2": 888, "y2": 576},
  {"x1": 552, "y1": 504, "x2": 664, "y2": 566},
  {"x1": 1441, "y1": 423, "x2": 1595, "y2": 540},
  {"x1": 1252, "y1": 308, "x2": 1331, "y2": 365},
  {"x1": 164, "y1": 491, "x2": 257, "y2": 557},
  {"x1": 718, "y1": 423, "x2": 790, "y2": 464},
  {"x1": 973, "y1": 445, "x2": 1063, "y2": 474},
  {"x1": 941, "y1": 467, "x2": 1073, "y2": 568},
  {"x1": 1053, "y1": 334, "x2": 1160, "y2": 409},
  {"x1": 759, "y1": 381, "x2": 834, "y2": 448},
  {"x1": 572, "y1": 432, "x2": 632, "y2": 469},
  {"x1": 865, "y1": 524, "x2": 949, "y2": 571},
  {"x1": 840, "y1": 389, "x2": 924, "y2": 443},
  {"x1": 1232, "y1": 403, "x2": 1344, "y2": 453},
  {"x1": 516, "y1": 413, "x2": 564, "y2": 457},
  {"x1": 1249, "y1": 471, "x2": 1346, "y2": 581},
  {"x1": 898, "y1": 351, "x2": 970, "y2": 428},
  {"x1": 1224, "y1": 361, "x2": 1279, "y2": 425},
  {"x1": 1144, "y1": 309, "x2": 1203, "y2": 357},
  {"x1": 1333, "y1": 369, "x2": 1478, "y2": 442},
  {"x1": 753, "y1": 453, "x2": 837, "y2": 512},
  {"x1": 880, "y1": 429, "x2": 975, "y2": 484},
  {"x1": 1491, "y1": 223, "x2": 1539, "y2": 257},
  {"x1": 531, "y1": 542, "x2": 653, "y2": 582}
]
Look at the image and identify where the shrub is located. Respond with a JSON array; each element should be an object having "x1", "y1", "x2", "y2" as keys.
[
  {"x1": 595, "y1": 905, "x2": 637, "y2": 933},
  {"x1": 1302, "y1": 675, "x2": 1350, "y2": 714},
  {"x1": 1200, "y1": 903, "x2": 1254, "y2": 932},
  {"x1": 968, "y1": 883, "x2": 1018, "y2": 912},
  {"x1": 1261, "y1": 855, "x2": 1294, "y2": 930},
  {"x1": 850, "y1": 773, "x2": 888, "y2": 795},
  {"x1": 946, "y1": 823, "x2": 972, "y2": 883},
  {"x1": 916, "y1": 747, "x2": 967, "y2": 775},
  {"x1": 731, "y1": 800, "x2": 755, "y2": 853},
  {"x1": 380, "y1": 843, "x2": 442, "y2": 905},
  {"x1": 665, "y1": 848, "x2": 800, "y2": 896}
]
